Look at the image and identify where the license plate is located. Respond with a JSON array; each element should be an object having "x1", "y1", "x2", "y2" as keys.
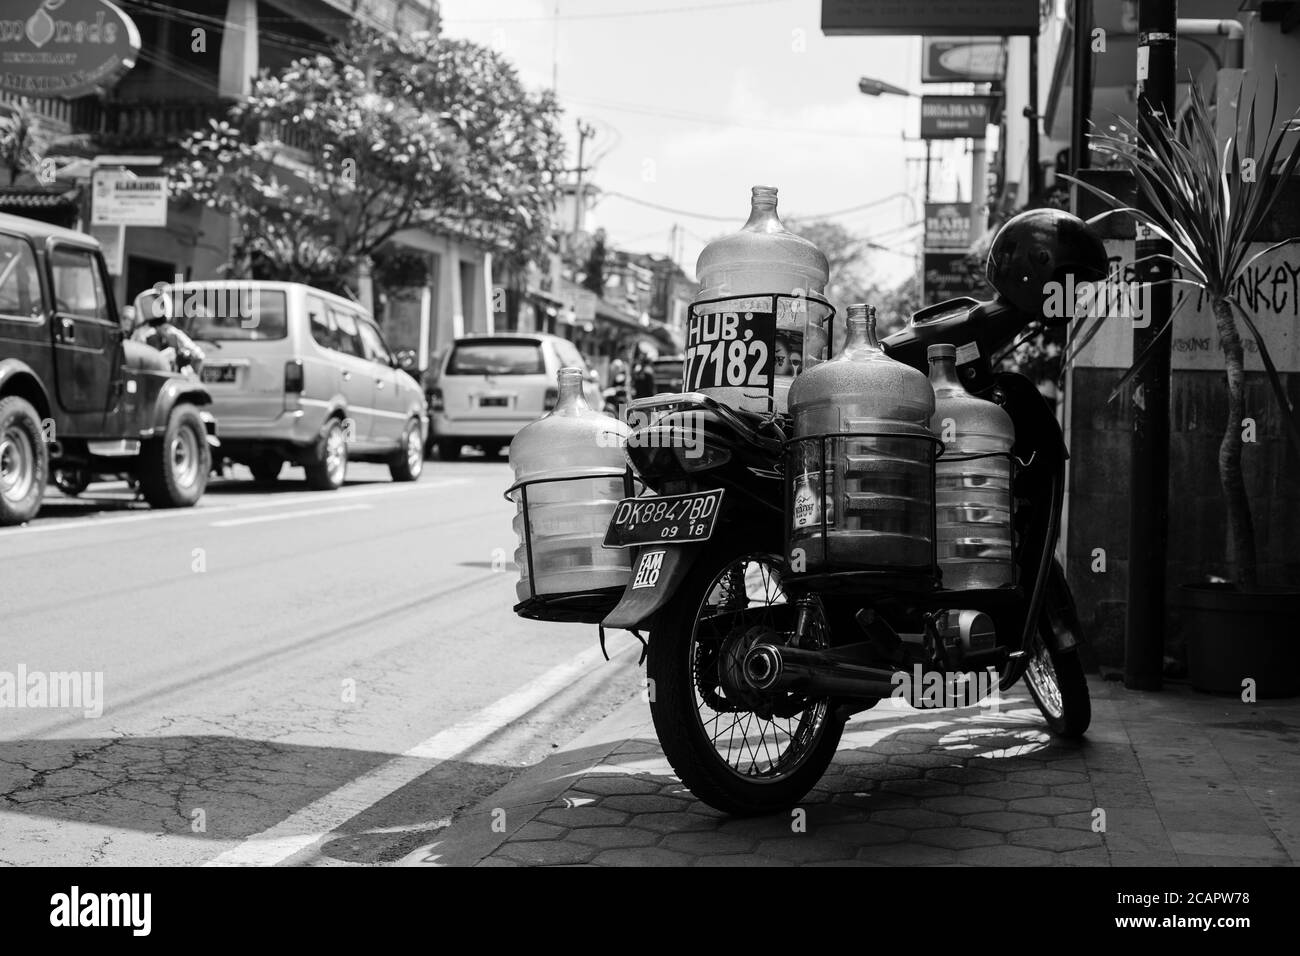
[
  {"x1": 479, "y1": 396, "x2": 509, "y2": 407},
  {"x1": 603, "y1": 489, "x2": 724, "y2": 548},
  {"x1": 202, "y1": 365, "x2": 237, "y2": 383}
]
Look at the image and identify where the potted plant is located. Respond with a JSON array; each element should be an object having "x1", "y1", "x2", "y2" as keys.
[{"x1": 1065, "y1": 79, "x2": 1300, "y2": 697}]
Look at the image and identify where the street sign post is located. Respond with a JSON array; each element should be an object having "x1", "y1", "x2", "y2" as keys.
[
  {"x1": 91, "y1": 170, "x2": 168, "y2": 227},
  {"x1": 920, "y1": 96, "x2": 999, "y2": 140}
]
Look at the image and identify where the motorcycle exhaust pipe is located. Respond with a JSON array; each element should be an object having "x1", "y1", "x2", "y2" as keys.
[{"x1": 743, "y1": 644, "x2": 899, "y2": 700}]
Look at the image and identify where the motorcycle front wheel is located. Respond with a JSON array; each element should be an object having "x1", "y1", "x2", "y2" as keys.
[
  {"x1": 648, "y1": 544, "x2": 843, "y2": 816},
  {"x1": 1021, "y1": 564, "x2": 1091, "y2": 738}
]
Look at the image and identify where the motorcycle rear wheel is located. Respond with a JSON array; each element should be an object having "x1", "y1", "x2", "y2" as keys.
[{"x1": 648, "y1": 545, "x2": 843, "y2": 816}]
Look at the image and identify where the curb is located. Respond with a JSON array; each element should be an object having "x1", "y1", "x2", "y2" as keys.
[{"x1": 400, "y1": 694, "x2": 652, "y2": 866}]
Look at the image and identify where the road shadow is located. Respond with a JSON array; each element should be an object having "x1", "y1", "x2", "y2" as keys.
[{"x1": 0, "y1": 734, "x2": 515, "y2": 864}]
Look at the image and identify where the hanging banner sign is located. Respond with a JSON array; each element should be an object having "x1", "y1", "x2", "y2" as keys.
[
  {"x1": 920, "y1": 95, "x2": 998, "y2": 139},
  {"x1": 0, "y1": 0, "x2": 141, "y2": 98},
  {"x1": 922, "y1": 37, "x2": 1008, "y2": 82},
  {"x1": 822, "y1": 0, "x2": 1038, "y2": 37}
]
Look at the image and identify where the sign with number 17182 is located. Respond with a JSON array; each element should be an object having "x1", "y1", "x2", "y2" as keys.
[{"x1": 684, "y1": 296, "x2": 776, "y2": 392}]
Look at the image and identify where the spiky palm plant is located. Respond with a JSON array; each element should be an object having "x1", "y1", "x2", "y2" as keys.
[{"x1": 1064, "y1": 79, "x2": 1300, "y2": 589}]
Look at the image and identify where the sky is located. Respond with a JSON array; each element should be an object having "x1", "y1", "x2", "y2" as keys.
[{"x1": 437, "y1": 0, "x2": 980, "y2": 285}]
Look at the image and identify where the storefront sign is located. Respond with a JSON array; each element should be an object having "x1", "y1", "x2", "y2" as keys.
[
  {"x1": 925, "y1": 203, "x2": 973, "y2": 251},
  {"x1": 922, "y1": 37, "x2": 1007, "y2": 82},
  {"x1": 822, "y1": 0, "x2": 1038, "y2": 37},
  {"x1": 0, "y1": 0, "x2": 140, "y2": 98},
  {"x1": 921, "y1": 96, "x2": 998, "y2": 139},
  {"x1": 91, "y1": 170, "x2": 167, "y2": 226},
  {"x1": 923, "y1": 251, "x2": 990, "y2": 302}
]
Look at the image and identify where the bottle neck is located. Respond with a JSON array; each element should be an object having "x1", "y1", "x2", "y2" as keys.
[
  {"x1": 554, "y1": 369, "x2": 589, "y2": 413},
  {"x1": 928, "y1": 355, "x2": 965, "y2": 395},
  {"x1": 843, "y1": 310, "x2": 883, "y2": 354},
  {"x1": 742, "y1": 188, "x2": 783, "y2": 234}
]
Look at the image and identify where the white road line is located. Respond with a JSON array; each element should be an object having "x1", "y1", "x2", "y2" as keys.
[
  {"x1": 205, "y1": 638, "x2": 637, "y2": 867},
  {"x1": 211, "y1": 503, "x2": 373, "y2": 527},
  {"x1": 0, "y1": 478, "x2": 470, "y2": 538}
]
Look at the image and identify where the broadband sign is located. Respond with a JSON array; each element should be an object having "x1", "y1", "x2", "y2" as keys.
[
  {"x1": 0, "y1": 0, "x2": 140, "y2": 98},
  {"x1": 920, "y1": 95, "x2": 998, "y2": 140}
]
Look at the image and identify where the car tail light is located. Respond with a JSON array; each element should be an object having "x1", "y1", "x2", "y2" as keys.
[
  {"x1": 544, "y1": 386, "x2": 558, "y2": 411},
  {"x1": 428, "y1": 387, "x2": 444, "y2": 413},
  {"x1": 284, "y1": 360, "x2": 304, "y2": 393}
]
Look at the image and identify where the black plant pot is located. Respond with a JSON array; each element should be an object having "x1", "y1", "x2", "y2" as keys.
[{"x1": 1178, "y1": 583, "x2": 1300, "y2": 698}]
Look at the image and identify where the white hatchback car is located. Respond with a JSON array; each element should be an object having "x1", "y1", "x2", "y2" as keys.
[{"x1": 428, "y1": 333, "x2": 603, "y2": 459}]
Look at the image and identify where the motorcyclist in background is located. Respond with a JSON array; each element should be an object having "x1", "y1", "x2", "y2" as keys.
[{"x1": 131, "y1": 295, "x2": 204, "y2": 377}]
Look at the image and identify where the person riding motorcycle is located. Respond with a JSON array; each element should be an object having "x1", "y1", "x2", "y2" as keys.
[{"x1": 131, "y1": 296, "x2": 205, "y2": 377}]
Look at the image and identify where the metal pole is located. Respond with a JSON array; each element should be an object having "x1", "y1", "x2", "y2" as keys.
[
  {"x1": 924, "y1": 139, "x2": 932, "y2": 203},
  {"x1": 1124, "y1": 0, "x2": 1176, "y2": 691},
  {"x1": 1070, "y1": 0, "x2": 1095, "y2": 178},
  {"x1": 1028, "y1": 35, "x2": 1041, "y2": 201}
]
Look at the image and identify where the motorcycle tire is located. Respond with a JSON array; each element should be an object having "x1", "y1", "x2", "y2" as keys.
[
  {"x1": 1021, "y1": 563, "x2": 1091, "y2": 737},
  {"x1": 647, "y1": 542, "x2": 844, "y2": 816}
]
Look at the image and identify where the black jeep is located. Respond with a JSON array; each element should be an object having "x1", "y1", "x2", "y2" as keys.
[{"x1": 0, "y1": 212, "x2": 218, "y2": 525}]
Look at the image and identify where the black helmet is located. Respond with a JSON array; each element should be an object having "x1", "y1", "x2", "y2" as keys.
[{"x1": 986, "y1": 208, "x2": 1108, "y2": 322}]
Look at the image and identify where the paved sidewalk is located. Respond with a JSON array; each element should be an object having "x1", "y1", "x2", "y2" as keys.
[{"x1": 402, "y1": 677, "x2": 1300, "y2": 867}]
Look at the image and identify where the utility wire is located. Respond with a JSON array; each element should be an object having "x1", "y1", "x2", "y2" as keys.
[
  {"x1": 600, "y1": 190, "x2": 912, "y2": 222},
  {"x1": 446, "y1": 0, "x2": 795, "y2": 23}
]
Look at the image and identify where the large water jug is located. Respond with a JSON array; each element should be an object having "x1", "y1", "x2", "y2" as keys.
[
  {"x1": 928, "y1": 344, "x2": 1016, "y2": 589},
  {"x1": 692, "y1": 186, "x2": 831, "y2": 414},
  {"x1": 789, "y1": 304, "x2": 936, "y2": 572},
  {"x1": 508, "y1": 368, "x2": 631, "y2": 601}
]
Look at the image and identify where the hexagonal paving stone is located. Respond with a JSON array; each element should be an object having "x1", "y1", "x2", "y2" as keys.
[
  {"x1": 962, "y1": 810, "x2": 1051, "y2": 833},
  {"x1": 1053, "y1": 811, "x2": 1099, "y2": 831},
  {"x1": 660, "y1": 830, "x2": 758, "y2": 855},
  {"x1": 592, "y1": 847, "x2": 696, "y2": 866},
  {"x1": 477, "y1": 858, "x2": 522, "y2": 867},
  {"x1": 880, "y1": 778, "x2": 961, "y2": 798},
  {"x1": 912, "y1": 827, "x2": 1004, "y2": 850},
  {"x1": 858, "y1": 842, "x2": 959, "y2": 866},
  {"x1": 811, "y1": 822, "x2": 907, "y2": 846},
  {"x1": 954, "y1": 844, "x2": 1057, "y2": 866},
  {"x1": 1007, "y1": 796, "x2": 1095, "y2": 816},
  {"x1": 512, "y1": 821, "x2": 569, "y2": 842},
  {"x1": 1056, "y1": 847, "x2": 1111, "y2": 866},
  {"x1": 919, "y1": 795, "x2": 1004, "y2": 816},
  {"x1": 1010, "y1": 827, "x2": 1103, "y2": 853},
  {"x1": 925, "y1": 766, "x2": 1003, "y2": 785},
  {"x1": 566, "y1": 826, "x2": 660, "y2": 849},
  {"x1": 628, "y1": 811, "x2": 719, "y2": 834},
  {"x1": 888, "y1": 753, "x2": 964, "y2": 769},
  {"x1": 1050, "y1": 783, "x2": 1095, "y2": 800},
  {"x1": 694, "y1": 854, "x2": 787, "y2": 866},
  {"x1": 575, "y1": 775, "x2": 665, "y2": 796},
  {"x1": 537, "y1": 806, "x2": 631, "y2": 829},
  {"x1": 600, "y1": 794, "x2": 691, "y2": 814},
  {"x1": 1005, "y1": 768, "x2": 1090, "y2": 786},
  {"x1": 870, "y1": 808, "x2": 959, "y2": 830},
  {"x1": 753, "y1": 838, "x2": 857, "y2": 863},
  {"x1": 497, "y1": 840, "x2": 599, "y2": 865},
  {"x1": 966, "y1": 781, "x2": 1050, "y2": 801}
]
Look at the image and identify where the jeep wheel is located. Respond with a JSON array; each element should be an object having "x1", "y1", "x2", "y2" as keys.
[
  {"x1": 305, "y1": 418, "x2": 347, "y2": 490},
  {"x1": 139, "y1": 403, "x2": 210, "y2": 508},
  {"x1": 388, "y1": 418, "x2": 424, "y2": 482},
  {"x1": 0, "y1": 396, "x2": 47, "y2": 526}
]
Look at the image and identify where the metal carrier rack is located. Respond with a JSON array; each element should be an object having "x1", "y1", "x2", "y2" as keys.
[{"x1": 504, "y1": 468, "x2": 637, "y2": 624}]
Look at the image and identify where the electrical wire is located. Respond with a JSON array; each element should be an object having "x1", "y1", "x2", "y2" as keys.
[{"x1": 599, "y1": 190, "x2": 916, "y2": 223}]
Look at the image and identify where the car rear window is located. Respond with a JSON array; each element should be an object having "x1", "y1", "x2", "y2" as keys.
[
  {"x1": 138, "y1": 288, "x2": 288, "y2": 341},
  {"x1": 447, "y1": 341, "x2": 545, "y2": 375}
]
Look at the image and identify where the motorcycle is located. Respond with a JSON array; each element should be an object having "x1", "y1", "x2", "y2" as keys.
[{"x1": 592, "y1": 208, "x2": 1107, "y2": 815}]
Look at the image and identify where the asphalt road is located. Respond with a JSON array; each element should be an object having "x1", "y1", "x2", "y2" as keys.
[{"x1": 0, "y1": 454, "x2": 643, "y2": 866}]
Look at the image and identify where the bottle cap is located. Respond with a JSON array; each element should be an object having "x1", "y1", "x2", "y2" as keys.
[{"x1": 927, "y1": 344, "x2": 957, "y2": 361}]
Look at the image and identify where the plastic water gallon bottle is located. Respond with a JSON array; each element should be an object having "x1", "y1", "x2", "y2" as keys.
[
  {"x1": 789, "y1": 304, "x2": 935, "y2": 572},
  {"x1": 928, "y1": 344, "x2": 1016, "y2": 589},
  {"x1": 693, "y1": 185, "x2": 830, "y2": 413},
  {"x1": 508, "y1": 368, "x2": 631, "y2": 601}
]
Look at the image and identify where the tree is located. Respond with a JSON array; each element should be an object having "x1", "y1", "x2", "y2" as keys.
[
  {"x1": 580, "y1": 227, "x2": 607, "y2": 297},
  {"x1": 170, "y1": 27, "x2": 564, "y2": 293},
  {"x1": 0, "y1": 100, "x2": 47, "y2": 185}
]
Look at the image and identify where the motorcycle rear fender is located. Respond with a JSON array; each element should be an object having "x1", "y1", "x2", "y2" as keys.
[{"x1": 602, "y1": 544, "x2": 705, "y2": 630}]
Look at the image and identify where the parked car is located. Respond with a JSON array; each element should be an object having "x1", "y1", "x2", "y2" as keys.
[
  {"x1": 0, "y1": 212, "x2": 218, "y2": 525},
  {"x1": 133, "y1": 281, "x2": 426, "y2": 489},
  {"x1": 427, "y1": 333, "x2": 604, "y2": 460}
]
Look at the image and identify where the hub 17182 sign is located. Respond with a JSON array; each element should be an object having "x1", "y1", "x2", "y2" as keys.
[
  {"x1": 822, "y1": 0, "x2": 1038, "y2": 36},
  {"x1": 0, "y1": 0, "x2": 140, "y2": 98},
  {"x1": 920, "y1": 95, "x2": 998, "y2": 140}
]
